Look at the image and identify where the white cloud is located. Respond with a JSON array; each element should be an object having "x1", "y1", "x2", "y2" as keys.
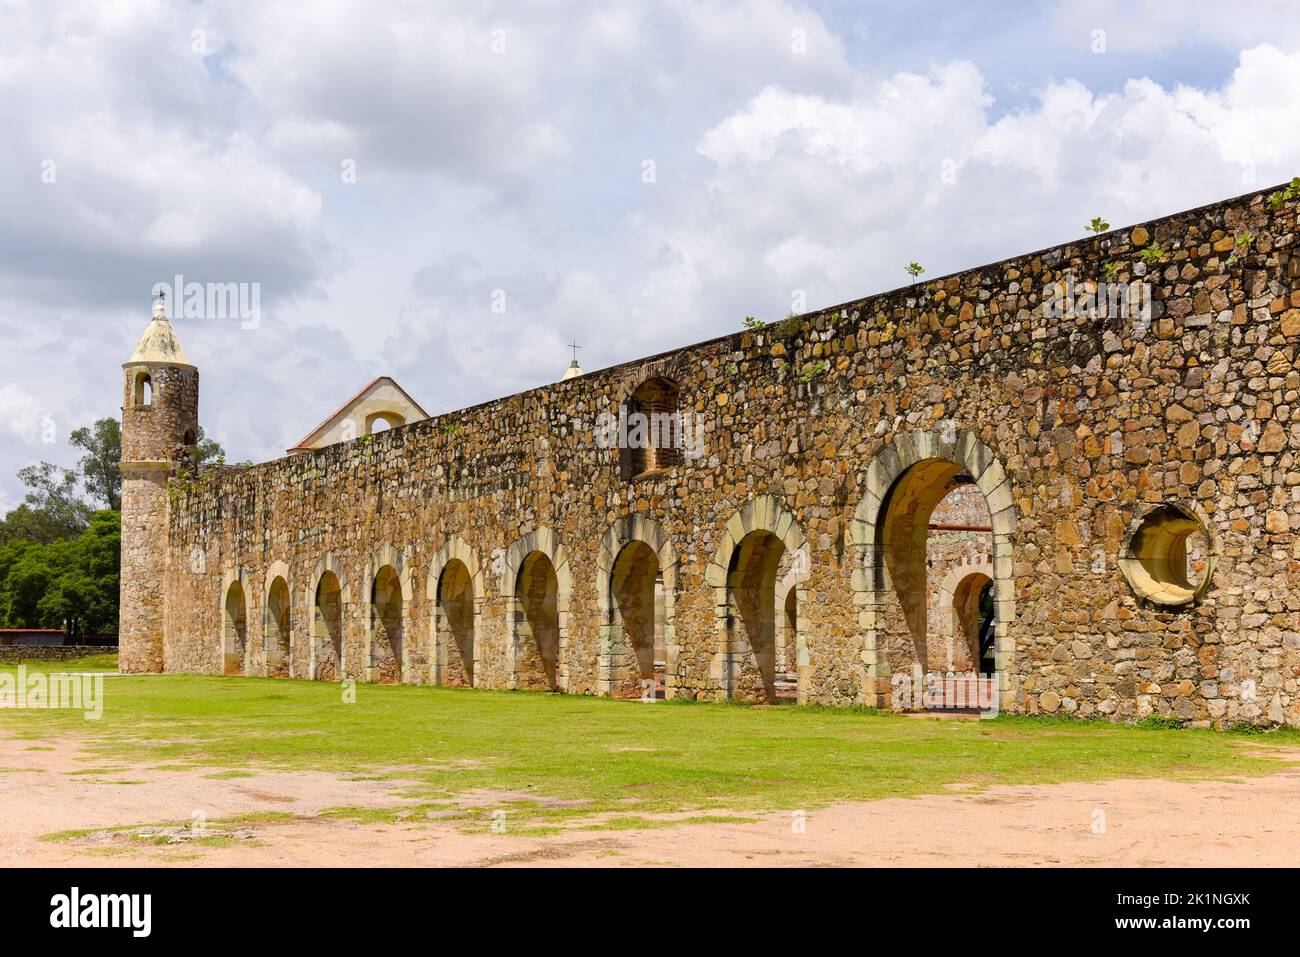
[
  {"x1": 0, "y1": 0, "x2": 335, "y2": 309},
  {"x1": 1049, "y1": 0, "x2": 1300, "y2": 55},
  {"x1": 0, "y1": 384, "x2": 46, "y2": 445},
  {"x1": 620, "y1": 43, "x2": 1300, "y2": 350},
  {"x1": 4, "y1": 2, "x2": 1300, "y2": 515}
]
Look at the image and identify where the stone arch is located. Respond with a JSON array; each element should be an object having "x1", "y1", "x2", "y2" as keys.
[
  {"x1": 365, "y1": 410, "x2": 406, "y2": 434},
  {"x1": 619, "y1": 376, "x2": 684, "y2": 478},
  {"x1": 935, "y1": 558, "x2": 995, "y2": 672},
  {"x1": 427, "y1": 536, "x2": 485, "y2": 687},
  {"x1": 774, "y1": 563, "x2": 808, "y2": 701},
  {"x1": 263, "y1": 560, "x2": 293, "y2": 678},
  {"x1": 595, "y1": 514, "x2": 679, "y2": 699},
  {"x1": 134, "y1": 370, "x2": 153, "y2": 407},
  {"x1": 306, "y1": 552, "x2": 351, "y2": 681},
  {"x1": 848, "y1": 428, "x2": 1017, "y2": 709},
  {"x1": 219, "y1": 567, "x2": 250, "y2": 676},
  {"x1": 705, "y1": 495, "x2": 808, "y2": 703},
  {"x1": 363, "y1": 543, "x2": 413, "y2": 684},
  {"x1": 502, "y1": 528, "x2": 572, "y2": 692}
]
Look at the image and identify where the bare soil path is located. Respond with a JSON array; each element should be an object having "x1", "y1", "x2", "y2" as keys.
[{"x1": 3, "y1": 733, "x2": 1296, "y2": 867}]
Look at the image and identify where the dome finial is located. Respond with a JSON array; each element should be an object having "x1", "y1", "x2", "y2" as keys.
[
  {"x1": 127, "y1": 290, "x2": 193, "y2": 368},
  {"x1": 561, "y1": 339, "x2": 583, "y2": 380}
]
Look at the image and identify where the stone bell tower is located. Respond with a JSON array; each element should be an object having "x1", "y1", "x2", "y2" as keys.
[{"x1": 118, "y1": 297, "x2": 199, "y2": 673}]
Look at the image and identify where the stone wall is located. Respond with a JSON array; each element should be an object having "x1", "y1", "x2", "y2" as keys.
[
  {"x1": 0, "y1": 646, "x2": 118, "y2": 662},
  {"x1": 151, "y1": 184, "x2": 1300, "y2": 728}
]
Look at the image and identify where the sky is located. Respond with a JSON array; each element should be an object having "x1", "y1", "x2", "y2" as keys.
[{"x1": 3, "y1": 0, "x2": 1300, "y2": 512}]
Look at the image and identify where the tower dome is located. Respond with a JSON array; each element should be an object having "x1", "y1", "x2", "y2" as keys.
[{"x1": 127, "y1": 297, "x2": 194, "y2": 367}]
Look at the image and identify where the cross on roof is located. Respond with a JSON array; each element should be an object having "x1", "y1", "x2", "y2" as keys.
[{"x1": 567, "y1": 340, "x2": 582, "y2": 362}]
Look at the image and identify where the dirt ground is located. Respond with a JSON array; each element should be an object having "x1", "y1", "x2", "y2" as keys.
[{"x1": 3, "y1": 732, "x2": 1297, "y2": 867}]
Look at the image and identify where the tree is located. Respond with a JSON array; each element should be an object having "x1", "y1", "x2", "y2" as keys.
[
  {"x1": 0, "y1": 412, "x2": 225, "y2": 632},
  {"x1": 14, "y1": 461, "x2": 92, "y2": 541},
  {"x1": 0, "y1": 541, "x2": 53, "y2": 626},
  {"x1": 3, "y1": 417, "x2": 225, "y2": 544},
  {"x1": 0, "y1": 503, "x2": 80, "y2": 546},
  {"x1": 36, "y1": 511, "x2": 120, "y2": 635},
  {"x1": 0, "y1": 511, "x2": 119, "y2": 634},
  {"x1": 193, "y1": 426, "x2": 226, "y2": 466},
  {"x1": 70, "y1": 418, "x2": 121, "y2": 510}
]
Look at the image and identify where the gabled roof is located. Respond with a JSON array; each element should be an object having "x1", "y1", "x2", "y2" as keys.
[{"x1": 288, "y1": 376, "x2": 429, "y2": 452}]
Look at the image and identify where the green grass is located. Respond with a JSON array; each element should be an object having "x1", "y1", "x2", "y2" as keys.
[
  {"x1": 2, "y1": 656, "x2": 1296, "y2": 827},
  {"x1": 1, "y1": 652, "x2": 119, "y2": 673}
]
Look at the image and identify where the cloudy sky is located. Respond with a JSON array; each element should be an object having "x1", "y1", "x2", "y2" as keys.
[{"x1": 3, "y1": 0, "x2": 1300, "y2": 511}]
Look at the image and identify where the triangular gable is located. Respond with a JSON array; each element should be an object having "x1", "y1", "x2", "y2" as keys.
[{"x1": 288, "y1": 376, "x2": 429, "y2": 452}]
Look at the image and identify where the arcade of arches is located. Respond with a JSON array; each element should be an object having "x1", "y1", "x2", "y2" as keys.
[{"x1": 135, "y1": 186, "x2": 1300, "y2": 728}]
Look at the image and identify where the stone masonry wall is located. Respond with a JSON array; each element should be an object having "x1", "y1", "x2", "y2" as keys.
[
  {"x1": 120, "y1": 361, "x2": 199, "y2": 674},
  {"x1": 155, "y1": 184, "x2": 1300, "y2": 728},
  {"x1": 0, "y1": 645, "x2": 118, "y2": 662}
]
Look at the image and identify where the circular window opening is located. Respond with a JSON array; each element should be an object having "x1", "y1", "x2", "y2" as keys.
[{"x1": 1119, "y1": 504, "x2": 1213, "y2": 606}]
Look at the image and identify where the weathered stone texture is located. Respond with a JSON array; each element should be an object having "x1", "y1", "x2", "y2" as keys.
[{"x1": 122, "y1": 184, "x2": 1300, "y2": 728}]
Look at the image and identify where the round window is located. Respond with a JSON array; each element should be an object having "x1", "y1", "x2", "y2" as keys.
[{"x1": 1118, "y1": 503, "x2": 1213, "y2": 606}]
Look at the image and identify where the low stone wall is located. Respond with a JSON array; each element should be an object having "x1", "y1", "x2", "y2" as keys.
[{"x1": 0, "y1": 645, "x2": 117, "y2": 662}]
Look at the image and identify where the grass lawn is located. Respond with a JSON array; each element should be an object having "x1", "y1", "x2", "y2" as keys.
[{"x1": 2, "y1": 654, "x2": 1296, "y2": 831}]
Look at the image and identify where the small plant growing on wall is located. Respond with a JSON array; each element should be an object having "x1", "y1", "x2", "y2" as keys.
[
  {"x1": 743, "y1": 315, "x2": 765, "y2": 331},
  {"x1": 442, "y1": 422, "x2": 462, "y2": 436},
  {"x1": 1085, "y1": 216, "x2": 1110, "y2": 235},
  {"x1": 1265, "y1": 176, "x2": 1300, "y2": 210},
  {"x1": 1102, "y1": 261, "x2": 1121, "y2": 280},
  {"x1": 1139, "y1": 245, "x2": 1166, "y2": 266},
  {"x1": 905, "y1": 262, "x2": 925, "y2": 283},
  {"x1": 1226, "y1": 230, "x2": 1255, "y2": 267},
  {"x1": 774, "y1": 313, "x2": 802, "y2": 338},
  {"x1": 799, "y1": 359, "x2": 830, "y2": 382}
]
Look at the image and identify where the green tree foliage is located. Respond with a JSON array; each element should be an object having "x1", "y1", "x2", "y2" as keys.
[
  {"x1": 192, "y1": 425, "x2": 226, "y2": 467},
  {"x1": 0, "y1": 503, "x2": 79, "y2": 546},
  {"x1": 0, "y1": 414, "x2": 227, "y2": 633},
  {"x1": 0, "y1": 511, "x2": 120, "y2": 635},
  {"x1": 70, "y1": 418, "x2": 121, "y2": 510},
  {"x1": 11, "y1": 461, "x2": 92, "y2": 542}
]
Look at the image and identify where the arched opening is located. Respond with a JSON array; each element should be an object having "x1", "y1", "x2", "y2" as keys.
[
  {"x1": 265, "y1": 576, "x2": 291, "y2": 678},
  {"x1": 313, "y1": 571, "x2": 343, "y2": 681},
  {"x1": 878, "y1": 460, "x2": 994, "y2": 676},
  {"x1": 950, "y1": 572, "x2": 994, "y2": 673},
  {"x1": 853, "y1": 431, "x2": 1017, "y2": 710},
  {"x1": 724, "y1": 530, "x2": 787, "y2": 703},
  {"x1": 366, "y1": 412, "x2": 404, "y2": 435},
  {"x1": 223, "y1": 581, "x2": 246, "y2": 676},
  {"x1": 435, "y1": 559, "x2": 475, "y2": 687},
  {"x1": 515, "y1": 551, "x2": 559, "y2": 691},
  {"x1": 609, "y1": 540, "x2": 661, "y2": 699},
  {"x1": 134, "y1": 372, "x2": 153, "y2": 408},
  {"x1": 777, "y1": 586, "x2": 798, "y2": 701},
  {"x1": 620, "y1": 377, "x2": 681, "y2": 479},
  {"x1": 370, "y1": 565, "x2": 404, "y2": 684},
  {"x1": 183, "y1": 428, "x2": 196, "y2": 447}
]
